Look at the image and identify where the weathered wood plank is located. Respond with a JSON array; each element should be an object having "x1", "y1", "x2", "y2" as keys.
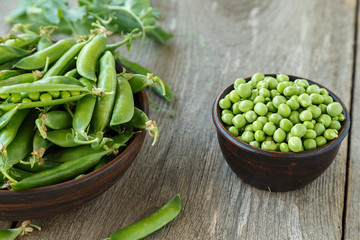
[
  {"x1": 0, "y1": 0, "x2": 355, "y2": 239},
  {"x1": 344, "y1": 1, "x2": 360, "y2": 239}
]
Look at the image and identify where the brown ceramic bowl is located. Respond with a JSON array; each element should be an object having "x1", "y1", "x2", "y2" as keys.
[
  {"x1": 0, "y1": 89, "x2": 149, "y2": 220},
  {"x1": 212, "y1": 74, "x2": 350, "y2": 192}
]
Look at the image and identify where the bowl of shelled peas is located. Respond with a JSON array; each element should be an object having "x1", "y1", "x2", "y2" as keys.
[
  {"x1": 212, "y1": 73, "x2": 350, "y2": 192},
  {"x1": 0, "y1": 27, "x2": 161, "y2": 220}
]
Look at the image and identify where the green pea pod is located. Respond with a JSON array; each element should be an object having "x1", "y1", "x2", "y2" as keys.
[
  {"x1": 42, "y1": 110, "x2": 72, "y2": 130},
  {"x1": 37, "y1": 34, "x2": 53, "y2": 51},
  {"x1": 0, "y1": 45, "x2": 31, "y2": 64},
  {"x1": 0, "y1": 94, "x2": 87, "y2": 111},
  {"x1": 64, "y1": 68, "x2": 79, "y2": 78},
  {"x1": 0, "y1": 109, "x2": 30, "y2": 147},
  {"x1": 91, "y1": 51, "x2": 117, "y2": 133},
  {"x1": 128, "y1": 73, "x2": 165, "y2": 94},
  {"x1": 12, "y1": 148, "x2": 112, "y2": 190},
  {"x1": 35, "y1": 75, "x2": 84, "y2": 86},
  {"x1": 6, "y1": 110, "x2": 36, "y2": 166},
  {"x1": 28, "y1": 130, "x2": 54, "y2": 167},
  {"x1": 44, "y1": 144, "x2": 105, "y2": 163},
  {"x1": 0, "y1": 82, "x2": 88, "y2": 94},
  {"x1": 113, "y1": 52, "x2": 173, "y2": 102},
  {"x1": 15, "y1": 38, "x2": 78, "y2": 70},
  {"x1": 0, "y1": 221, "x2": 40, "y2": 239},
  {"x1": 0, "y1": 167, "x2": 33, "y2": 182},
  {"x1": 0, "y1": 58, "x2": 22, "y2": 71},
  {"x1": 0, "y1": 69, "x2": 26, "y2": 81},
  {"x1": 0, "y1": 104, "x2": 20, "y2": 130},
  {"x1": 5, "y1": 33, "x2": 40, "y2": 49},
  {"x1": 104, "y1": 194, "x2": 181, "y2": 240},
  {"x1": 110, "y1": 77, "x2": 134, "y2": 126},
  {"x1": 0, "y1": 72, "x2": 40, "y2": 87},
  {"x1": 15, "y1": 161, "x2": 60, "y2": 173},
  {"x1": 43, "y1": 41, "x2": 87, "y2": 78},
  {"x1": 77, "y1": 34, "x2": 107, "y2": 81}
]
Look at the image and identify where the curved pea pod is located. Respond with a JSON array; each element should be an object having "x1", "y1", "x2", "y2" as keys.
[
  {"x1": 44, "y1": 145, "x2": 105, "y2": 163},
  {"x1": 28, "y1": 130, "x2": 54, "y2": 166},
  {"x1": 129, "y1": 107, "x2": 159, "y2": 146},
  {"x1": 0, "y1": 104, "x2": 20, "y2": 130},
  {"x1": 77, "y1": 34, "x2": 107, "y2": 81},
  {"x1": 43, "y1": 41, "x2": 87, "y2": 78},
  {"x1": 110, "y1": 76, "x2": 134, "y2": 126},
  {"x1": 35, "y1": 75, "x2": 85, "y2": 86},
  {"x1": 14, "y1": 38, "x2": 78, "y2": 70},
  {"x1": 0, "y1": 72, "x2": 41, "y2": 87},
  {"x1": 15, "y1": 161, "x2": 60, "y2": 173},
  {"x1": 0, "y1": 69, "x2": 26, "y2": 81},
  {"x1": 128, "y1": 73, "x2": 165, "y2": 94},
  {"x1": 114, "y1": 52, "x2": 173, "y2": 102},
  {"x1": 5, "y1": 33, "x2": 40, "y2": 48},
  {"x1": 0, "y1": 94, "x2": 87, "y2": 111},
  {"x1": 0, "y1": 45, "x2": 31, "y2": 64},
  {"x1": 91, "y1": 51, "x2": 117, "y2": 133},
  {"x1": 64, "y1": 68, "x2": 79, "y2": 78},
  {"x1": 42, "y1": 110, "x2": 72, "y2": 130},
  {"x1": 12, "y1": 147, "x2": 113, "y2": 190}
]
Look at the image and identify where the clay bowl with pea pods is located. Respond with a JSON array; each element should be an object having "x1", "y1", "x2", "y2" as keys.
[{"x1": 212, "y1": 73, "x2": 350, "y2": 192}]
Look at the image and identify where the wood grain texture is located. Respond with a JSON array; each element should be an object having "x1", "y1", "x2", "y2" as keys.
[{"x1": 0, "y1": 0, "x2": 356, "y2": 239}]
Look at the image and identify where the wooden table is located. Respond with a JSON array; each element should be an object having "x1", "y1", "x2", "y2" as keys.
[{"x1": 0, "y1": 0, "x2": 359, "y2": 239}]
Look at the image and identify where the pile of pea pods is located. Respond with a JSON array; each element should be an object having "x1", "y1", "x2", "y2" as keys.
[{"x1": 0, "y1": 25, "x2": 163, "y2": 190}]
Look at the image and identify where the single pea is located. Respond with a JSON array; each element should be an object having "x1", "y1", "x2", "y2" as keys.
[
  {"x1": 324, "y1": 129, "x2": 338, "y2": 140},
  {"x1": 298, "y1": 93, "x2": 312, "y2": 108},
  {"x1": 289, "y1": 111, "x2": 301, "y2": 124},
  {"x1": 256, "y1": 80, "x2": 268, "y2": 89},
  {"x1": 279, "y1": 119, "x2": 293, "y2": 132},
  {"x1": 266, "y1": 102, "x2": 277, "y2": 112},
  {"x1": 236, "y1": 83, "x2": 252, "y2": 99},
  {"x1": 60, "y1": 91, "x2": 71, "y2": 98},
  {"x1": 303, "y1": 120, "x2": 314, "y2": 129},
  {"x1": 296, "y1": 79, "x2": 310, "y2": 88},
  {"x1": 273, "y1": 128, "x2": 286, "y2": 143},
  {"x1": 264, "y1": 136, "x2": 274, "y2": 142},
  {"x1": 234, "y1": 78, "x2": 246, "y2": 88},
  {"x1": 277, "y1": 103, "x2": 291, "y2": 118},
  {"x1": 40, "y1": 93, "x2": 53, "y2": 102},
  {"x1": 254, "y1": 95, "x2": 265, "y2": 104},
  {"x1": 254, "y1": 102, "x2": 268, "y2": 116},
  {"x1": 338, "y1": 113, "x2": 345, "y2": 121},
  {"x1": 315, "y1": 136, "x2": 327, "y2": 147},
  {"x1": 241, "y1": 131, "x2": 254, "y2": 143},
  {"x1": 306, "y1": 84, "x2": 321, "y2": 94},
  {"x1": 263, "y1": 122, "x2": 276, "y2": 136},
  {"x1": 244, "y1": 110, "x2": 257, "y2": 123},
  {"x1": 264, "y1": 97, "x2": 272, "y2": 103},
  {"x1": 249, "y1": 141, "x2": 260, "y2": 148},
  {"x1": 259, "y1": 88, "x2": 270, "y2": 98},
  {"x1": 276, "y1": 74, "x2": 290, "y2": 82},
  {"x1": 251, "y1": 73, "x2": 265, "y2": 82},
  {"x1": 332, "y1": 116, "x2": 339, "y2": 121},
  {"x1": 310, "y1": 93, "x2": 324, "y2": 105},
  {"x1": 272, "y1": 95, "x2": 287, "y2": 109},
  {"x1": 298, "y1": 86, "x2": 306, "y2": 95},
  {"x1": 304, "y1": 129, "x2": 317, "y2": 139},
  {"x1": 228, "y1": 126, "x2": 239, "y2": 137},
  {"x1": 288, "y1": 136, "x2": 303, "y2": 152},
  {"x1": 291, "y1": 123, "x2": 307, "y2": 138},
  {"x1": 314, "y1": 123, "x2": 326, "y2": 136},
  {"x1": 0, "y1": 93, "x2": 9, "y2": 99},
  {"x1": 70, "y1": 90, "x2": 81, "y2": 96},
  {"x1": 261, "y1": 140, "x2": 278, "y2": 151},
  {"x1": 10, "y1": 93, "x2": 22, "y2": 103},
  {"x1": 319, "y1": 104, "x2": 327, "y2": 114},
  {"x1": 248, "y1": 79, "x2": 257, "y2": 88},
  {"x1": 254, "y1": 130, "x2": 266, "y2": 142},
  {"x1": 279, "y1": 142, "x2": 290, "y2": 152},
  {"x1": 304, "y1": 139, "x2": 317, "y2": 150},
  {"x1": 268, "y1": 113, "x2": 283, "y2": 126},
  {"x1": 238, "y1": 100, "x2": 254, "y2": 112},
  {"x1": 270, "y1": 89, "x2": 280, "y2": 98},
  {"x1": 219, "y1": 97, "x2": 232, "y2": 109},
  {"x1": 329, "y1": 120, "x2": 341, "y2": 131},
  {"x1": 317, "y1": 114, "x2": 332, "y2": 128},
  {"x1": 286, "y1": 132, "x2": 295, "y2": 142},
  {"x1": 222, "y1": 109, "x2": 233, "y2": 115},
  {"x1": 283, "y1": 86, "x2": 299, "y2": 97},
  {"x1": 21, "y1": 97, "x2": 32, "y2": 103},
  {"x1": 28, "y1": 92, "x2": 40, "y2": 101},
  {"x1": 229, "y1": 90, "x2": 241, "y2": 103},
  {"x1": 299, "y1": 110, "x2": 313, "y2": 121},
  {"x1": 249, "y1": 89, "x2": 259, "y2": 101},
  {"x1": 266, "y1": 77, "x2": 278, "y2": 90},
  {"x1": 277, "y1": 82, "x2": 291, "y2": 94},
  {"x1": 327, "y1": 102, "x2": 343, "y2": 117},
  {"x1": 245, "y1": 124, "x2": 254, "y2": 132},
  {"x1": 252, "y1": 120, "x2": 264, "y2": 131},
  {"x1": 232, "y1": 114, "x2": 246, "y2": 128},
  {"x1": 286, "y1": 98, "x2": 300, "y2": 111},
  {"x1": 320, "y1": 88, "x2": 329, "y2": 96},
  {"x1": 323, "y1": 95, "x2": 334, "y2": 105},
  {"x1": 307, "y1": 105, "x2": 322, "y2": 119},
  {"x1": 49, "y1": 91, "x2": 60, "y2": 99},
  {"x1": 230, "y1": 102, "x2": 239, "y2": 115},
  {"x1": 257, "y1": 116, "x2": 268, "y2": 125},
  {"x1": 221, "y1": 113, "x2": 234, "y2": 126}
]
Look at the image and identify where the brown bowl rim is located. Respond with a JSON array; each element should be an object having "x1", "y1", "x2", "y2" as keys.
[
  {"x1": 0, "y1": 89, "x2": 149, "y2": 196},
  {"x1": 212, "y1": 74, "x2": 351, "y2": 159}
]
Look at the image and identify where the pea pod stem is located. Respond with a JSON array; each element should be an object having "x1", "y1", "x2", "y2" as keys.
[
  {"x1": 0, "y1": 221, "x2": 40, "y2": 240},
  {"x1": 104, "y1": 194, "x2": 181, "y2": 240}
]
